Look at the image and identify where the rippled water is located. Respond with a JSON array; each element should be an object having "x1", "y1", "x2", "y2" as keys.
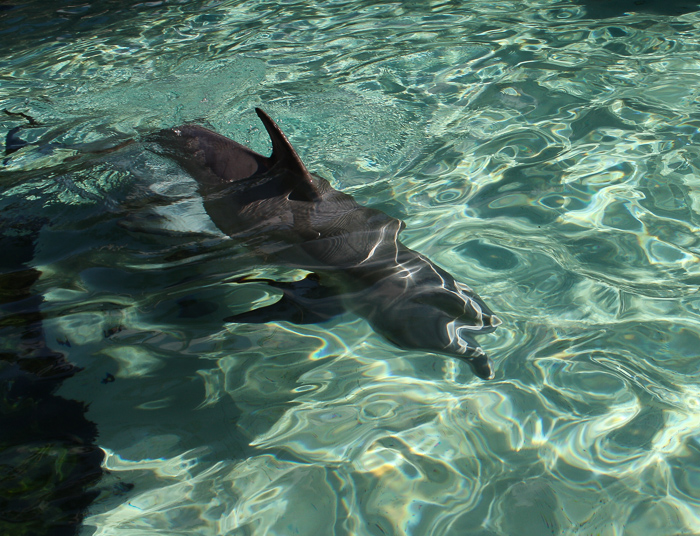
[{"x1": 3, "y1": 0, "x2": 700, "y2": 534}]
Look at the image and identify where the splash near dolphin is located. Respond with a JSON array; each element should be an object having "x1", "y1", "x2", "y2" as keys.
[{"x1": 153, "y1": 109, "x2": 501, "y2": 379}]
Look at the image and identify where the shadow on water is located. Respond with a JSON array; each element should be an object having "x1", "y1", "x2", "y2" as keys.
[
  {"x1": 0, "y1": 214, "x2": 104, "y2": 536},
  {"x1": 0, "y1": 110, "x2": 269, "y2": 533},
  {"x1": 574, "y1": 0, "x2": 700, "y2": 18}
]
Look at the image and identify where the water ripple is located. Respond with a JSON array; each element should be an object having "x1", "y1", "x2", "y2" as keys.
[{"x1": 5, "y1": 0, "x2": 700, "y2": 534}]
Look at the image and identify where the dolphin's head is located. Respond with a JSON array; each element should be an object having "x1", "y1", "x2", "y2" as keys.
[{"x1": 365, "y1": 280, "x2": 501, "y2": 380}]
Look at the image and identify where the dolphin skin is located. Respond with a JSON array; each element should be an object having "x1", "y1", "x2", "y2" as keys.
[{"x1": 153, "y1": 109, "x2": 501, "y2": 379}]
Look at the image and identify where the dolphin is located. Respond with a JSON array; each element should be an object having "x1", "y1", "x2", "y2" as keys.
[{"x1": 152, "y1": 109, "x2": 501, "y2": 379}]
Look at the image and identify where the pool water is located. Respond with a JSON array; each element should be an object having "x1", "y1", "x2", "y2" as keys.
[{"x1": 3, "y1": 1, "x2": 700, "y2": 535}]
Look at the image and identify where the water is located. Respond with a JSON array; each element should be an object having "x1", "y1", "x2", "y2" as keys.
[{"x1": 2, "y1": 0, "x2": 700, "y2": 534}]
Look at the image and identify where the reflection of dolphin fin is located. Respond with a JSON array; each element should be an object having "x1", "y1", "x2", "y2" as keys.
[
  {"x1": 4, "y1": 109, "x2": 39, "y2": 161},
  {"x1": 5, "y1": 126, "x2": 29, "y2": 156},
  {"x1": 3, "y1": 109, "x2": 134, "y2": 167},
  {"x1": 225, "y1": 273, "x2": 346, "y2": 325}
]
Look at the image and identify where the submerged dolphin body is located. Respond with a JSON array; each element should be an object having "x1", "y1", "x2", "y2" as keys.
[{"x1": 153, "y1": 109, "x2": 501, "y2": 379}]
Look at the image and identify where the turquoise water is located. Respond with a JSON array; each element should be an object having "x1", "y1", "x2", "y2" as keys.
[{"x1": 3, "y1": 0, "x2": 700, "y2": 534}]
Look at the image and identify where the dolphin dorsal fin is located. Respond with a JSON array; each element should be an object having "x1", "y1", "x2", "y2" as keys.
[{"x1": 255, "y1": 108, "x2": 320, "y2": 201}]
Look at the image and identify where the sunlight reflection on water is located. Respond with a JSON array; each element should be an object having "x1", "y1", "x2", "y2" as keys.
[{"x1": 4, "y1": 0, "x2": 700, "y2": 534}]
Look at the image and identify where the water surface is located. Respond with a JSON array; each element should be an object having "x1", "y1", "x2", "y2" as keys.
[{"x1": 2, "y1": 1, "x2": 700, "y2": 535}]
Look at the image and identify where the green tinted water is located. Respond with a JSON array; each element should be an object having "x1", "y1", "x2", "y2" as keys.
[{"x1": 3, "y1": 1, "x2": 700, "y2": 535}]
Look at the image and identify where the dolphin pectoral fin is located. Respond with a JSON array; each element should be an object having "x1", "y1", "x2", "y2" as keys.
[
  {"x1": 224, "y1": 296, "x2": 331, "y2": 324},
  {"x1": 224, "y1": 273, "x2": 346, "y2": 325}
]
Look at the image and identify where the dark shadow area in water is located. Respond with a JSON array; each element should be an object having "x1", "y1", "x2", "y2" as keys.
[
  {"x1": 0, "y1": 0, "x2": 204, "y2": 65},
  {"x1": 574, "y1": 0, "x2": 700, "y2": 18},
  {"x1": 0, "y1": 215, "x2": 103, "y2": 536}
]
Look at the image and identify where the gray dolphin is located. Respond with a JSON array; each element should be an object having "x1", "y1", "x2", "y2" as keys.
[{"x1": 153, "y1": 109, "x2": 501, "y2": 379}]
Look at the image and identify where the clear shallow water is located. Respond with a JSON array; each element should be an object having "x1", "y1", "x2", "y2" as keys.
[{"x1": 3, "y1": 0, "x2": 700, "y2": 534}]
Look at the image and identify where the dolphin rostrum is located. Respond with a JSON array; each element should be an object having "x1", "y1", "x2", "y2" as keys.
[{"x1": 153, "y1": 109, "x2": 501, "y2": 379}]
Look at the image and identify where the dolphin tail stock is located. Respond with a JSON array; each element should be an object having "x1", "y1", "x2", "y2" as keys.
[{"x1": 224, "y1": 273, "x2": 346, "y2": 325}]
